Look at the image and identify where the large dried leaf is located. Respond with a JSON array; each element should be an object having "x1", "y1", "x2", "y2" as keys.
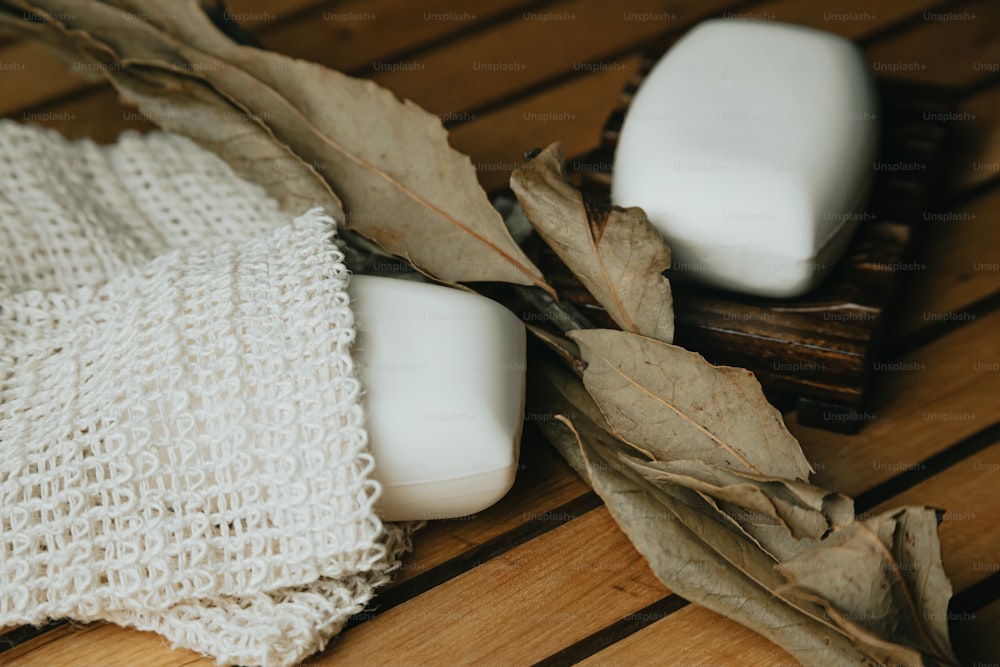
[
  {"x1": 511, "y1": 143, "x2": 674, "y2": 342},
  {"x1": 0, "y1": 2, "x2": 343, "y2": 217},
  {"x1": 5, "y1": 4, "x2": 958, "y2": 665},
  {"x1": 532, "y1": 359, "x2": 876, "y2": 666},
  {"x1": 623, "y1": 456, "x2": 853, "y2": 562},
  {"x1": 779, "y1": 508, "x2": 959, "y2": 666},
  {"x1": 569, "y1": 328, "x2": 812, "y2": 481},
  {"x1": 5, "y1": 0, "x2": 553, "y2": 294},
  {"x1": 534, "y1": 357, "x2": 958, "y2": 666}
]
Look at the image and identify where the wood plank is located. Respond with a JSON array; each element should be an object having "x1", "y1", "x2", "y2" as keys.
[
  {"x1": 743, "y1": 0, "x2": 952, "y2": 40},
  {"x1": 0, "y1": 53, "x2": 638, "y2": 157},
  {"x1": 365, "y1": 0, "x2": 745, "y2": 117},
  {"x1": 0, "y1": 41, "x2": 97, "y2": 118},
  {"x1": 449, "y1": 55, "x2": 641, "y2": 193},
  {"x1": 578, "y1": 604, "x2": 797, "y2": 667},
  {"x1": 259, "y1": 0, "x2": 545, "y2": 76},
  {"x1": 390, "y1": 426, "x2": 589, "y2": 586},
  {"x1": 366, "y1": 0, "x2": 964, "y2": 120},
  {"x1": 1, "y1": 622, "x2": 209, "y2": 667},
  {"x1": 8, "y1": 0, "x2": 998, "y2": 201},
  {"x1": 1, "y1": 2, "x2": 997, "y2": 664},
  {"x1": 581, "y1": 442, "x2": 1000, "y2": 666},
  {"x1": 790, "y1": 309, "x2": 1000, "y2": 497},
  {"x1": 221, "y1": 0, "x2": 330, "y2": 29},
  {"x1": 953, "y1": 84, "x2": 1000, "y2": 192},
  {"x1": 892, "y1": 185, "x2": 1000, "y2": 338},
  {"x1": 3, "y1": 510, "x2": 671, "y2": 666},
  {"x1": 869, "y1": 442, "x2": 1000, "y2": 593},
  {"x1": 584, "y1": 580, "x2": 1000, "y2": 666},
  {"x1": 0, "y1": 0, "x2": 732, "y2": 121},
  {"x1": 0, "y1": 0, "x2": 332, "y2": 117},
  {"x1": 318, "y1": 509, "x2": 669, "y2": 665},
  {"x1": 7, "y1": 90, "x2": 153, "y2": 142},
  {"x1": 862, "y1": 0, "x2": 1000, "y2": 87}
]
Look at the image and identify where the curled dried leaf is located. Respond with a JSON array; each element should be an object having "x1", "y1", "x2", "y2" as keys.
[
  {"x1": 4, "y1": 0, "x2": 554, "y2": 294},
  {"x1": 623, "y1": 456, "x2": 854, "y2": 561},
  {"x1": 568, "y1": 328, "x2": 813, "y2": 481},
  {"x1": 779, "y1": 507, "x2": 959, "y2": 666},
  {"x1": 531, "y1": 357, "x2": 875, "y2": 666},
  {"x1": 512, "y1": 142, "x2": 673, "y2": 342}
]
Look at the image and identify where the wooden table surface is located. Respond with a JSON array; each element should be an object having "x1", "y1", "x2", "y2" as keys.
[{"x1": 1, "y1": 1, "x2": 999, "y2": 665}]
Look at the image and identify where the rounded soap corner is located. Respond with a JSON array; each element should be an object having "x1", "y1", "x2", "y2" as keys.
[
  {"x1": 456, "y1": 464, "x2": 519, "y2": 520},
  {"x1": 377, "y1": 464, "x2": 519, "y2": 523}
]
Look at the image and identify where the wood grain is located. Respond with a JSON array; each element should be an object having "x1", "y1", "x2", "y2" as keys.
[
  {"x1": 579, "y1": 604, "x2": 799, "y2": 667},
  {"x1": 258, "y1": 0, "x2": 546, "y2": 76},
  {"x1": 892, "y1": 186, "x2": 1000, "y2": 337},
  {"x1": 449, "y1": 55, "x2": 641, "y2": 193},
  {"x1": 388, "y1": 427, "x2": 590, "y2": 587},
  {"x1": 869, "y1": 442, "x2": 1000, "y2": 593},
  {"x1": 0, "y1": 0, "x2": 331, "y2": 117},
  {"x1": 0, "y1": 41, "x2": 97, "y2": 118},
  {"x1": 862, "y1": 0, "x2": 1000, "y2": 87},
  {"x1": 0, "y1": 622, "x2": 209, "y2": 667},
  {"x1": 321, "y1": 509, "x2": 669, "y2": 666},
  {"x1": 579, "y1": 441, "x2": 1000, "y2": 667},
  {"x1": 0, "y1": 0, "x2": 996, "y2": 664},
  {"x1": 364, "y1": 0, "x2": 747, "y2": 117},
  {"x1": 953, "y1": 84, "x2": 1000, "y2": 192},
  {"x1": 222, "y1": 0, "x2": 329, "y2": 29},
  {"x1": 744, "y1": 0, "x2": 955, "y2": 40},
  {"x1": 790, "y1": 310, "x2": 1000, "y2": 496}
]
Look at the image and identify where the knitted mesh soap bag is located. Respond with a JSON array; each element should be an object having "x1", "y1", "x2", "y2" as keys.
[{"x1": 0, "y1": 120, "x2": 416, "y2": 667}]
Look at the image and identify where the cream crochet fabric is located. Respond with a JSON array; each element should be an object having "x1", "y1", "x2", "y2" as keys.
[{"x1": 0, "y1": 120, "x2": 414, "y2": 666}]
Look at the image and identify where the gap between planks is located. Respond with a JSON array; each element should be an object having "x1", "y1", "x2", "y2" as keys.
[
  {"x1": 5, "y1": 303, "x2": 999, "y2": 666},
  {"x1": 0, "y1": 0, "x2": 996, "y2": 664},
  {"x1": 574, "y1": 437, "x2": 1000, "y2": 666}
]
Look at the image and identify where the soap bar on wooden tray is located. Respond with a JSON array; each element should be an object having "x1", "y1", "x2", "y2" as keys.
[
  {"x1": 613, "y1": 19, "x2": 879, "y2": 298},
  {"x1": 560, "y1": 30, "x2": 956, "y2": 433}
]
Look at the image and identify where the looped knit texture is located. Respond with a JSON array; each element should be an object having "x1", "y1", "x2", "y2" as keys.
[{"x1": 0, "y1": 120, "x2": 415, "y2": 666}]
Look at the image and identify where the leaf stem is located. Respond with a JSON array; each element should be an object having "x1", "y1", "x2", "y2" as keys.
[{"x1": 512, "y1": 284, "x2": 594, "y2": 334}]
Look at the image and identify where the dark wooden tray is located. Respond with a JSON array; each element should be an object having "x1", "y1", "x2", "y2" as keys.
[{"x1": 552, "y1": 50, "x2": 958, "y2": 434}]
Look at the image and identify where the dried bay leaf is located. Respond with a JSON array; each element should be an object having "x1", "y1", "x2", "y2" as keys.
[
  {"x1": 5, "y1": 4, "x2": 959, "y2": 664},
  {"x1": 531, "y1": 358, "x2": 877, "y2": 666},
  {"x1": 534, "y1": 357, "x2": 958, "y2": 665},
  {"x1": 7, "y1": 0, "x2": 554, "y2": 294},
  {"x1": 511, "y1": 143, "x2": 674, "y2": 342},
  {"x1": 625, "y1": 457, "x2": 854, "y2": 538},
  {"x1": 622, "y1": 456, "x2": 853, "y2": 562},
  {"x1": 779, "y1": 507, "x2": 959, "y2": 667},
  {"x1": 0, "y1": 0, "x2": 344, "y2": 216},
  {"x1": 569, "y1": 328, "x2": 812, "y2": 481},
  {"x1": 123, "y1": 69, "x2": 344, "y2": 217}
]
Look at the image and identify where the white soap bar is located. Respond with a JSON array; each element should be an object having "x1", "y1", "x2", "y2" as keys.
[
  {"x1": 613, "y1": 19, "x2": 879, "y2": 297},
  {"x1": 348, "y1": 275, "x2": 526, "y2": 521}
]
